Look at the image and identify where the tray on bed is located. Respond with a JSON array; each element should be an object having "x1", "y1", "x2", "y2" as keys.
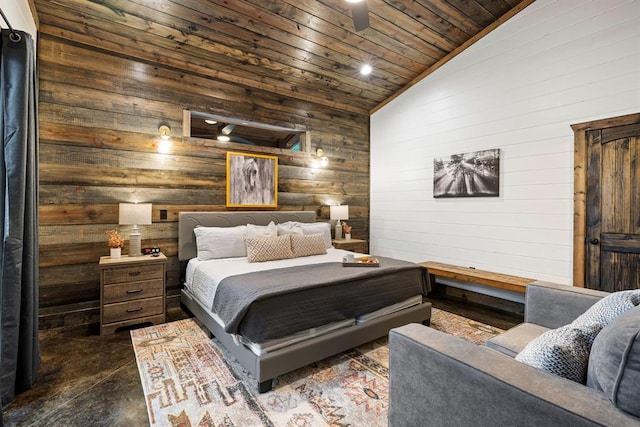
[{"x1": 342, "y1": 256, "x2": 380, "y2": 267}]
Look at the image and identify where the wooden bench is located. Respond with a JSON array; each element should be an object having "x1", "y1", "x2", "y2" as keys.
[{"x1": 420, "y1": 261, "x2": 535, "y2": 294}]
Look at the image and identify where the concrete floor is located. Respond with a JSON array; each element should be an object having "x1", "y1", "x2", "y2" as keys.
[
  {"x1": 2, "y1": 307, "x2": 189, "y2": 427},
  {"x1": 2, "y1": 299, "x2": 521, "y2": 426}
]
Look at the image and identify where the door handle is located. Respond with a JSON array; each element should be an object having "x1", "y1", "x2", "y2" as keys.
[{"x1": 589, "y1": 238, "x2": 599, "y2": 245}]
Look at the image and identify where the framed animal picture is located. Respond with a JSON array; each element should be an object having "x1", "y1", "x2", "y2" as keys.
[{"x1": 226, "y1": 151, "x2": 278, "y2": 208}]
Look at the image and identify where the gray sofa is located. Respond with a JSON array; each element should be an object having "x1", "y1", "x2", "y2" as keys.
[{"x1": 389, "y1": 281, "x2": 640, "y2": 426}]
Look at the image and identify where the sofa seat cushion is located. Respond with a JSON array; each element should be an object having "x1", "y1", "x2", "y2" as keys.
[
  {"x1": 486, "y1": 323, "x2": 549, "y2": 358},
  {"x1": 587, "y1": 306, "x2": 640, "y2": 417}
]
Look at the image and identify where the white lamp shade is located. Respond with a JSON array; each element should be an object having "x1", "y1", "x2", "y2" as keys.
[
  {"x1": 330, "y1": 205, "x2": 349, "y2": 221},
  {"x1": 119, "y1": 203, "x2": 152, "y2": 225}
]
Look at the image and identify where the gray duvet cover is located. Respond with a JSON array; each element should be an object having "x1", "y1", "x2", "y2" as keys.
[{"x1": 214, "y1": 257, "x2": 430, "y2": 343}]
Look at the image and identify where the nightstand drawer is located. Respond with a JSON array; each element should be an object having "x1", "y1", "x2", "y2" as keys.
[
  {"x1": 333, "y1": 239, "x2": 368, "y2": 253},
  {"x1": 103, "y1": 279, "x2": 164, "y2": 304},
  {"x1": 102, "y1": 263, "x2": 163, "y2": 285},
  {"x1": 99, "y1": 253, "x2": 167, "y2": 335},
  {"x1": 102, "y1": 297, "x2": 164, "y2": 324}
]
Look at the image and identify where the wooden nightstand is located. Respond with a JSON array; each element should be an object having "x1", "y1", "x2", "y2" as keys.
[
  {"x1": 332, "y1": 238, "x2": 368, "y2": 253},
  {"x1": 99, "y1": 253, "x2": 167, "y2": 335}
]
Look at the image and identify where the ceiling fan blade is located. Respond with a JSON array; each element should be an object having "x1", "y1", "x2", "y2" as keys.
[{"x1": 350, "y1": 1, "x2": 369, "y2": 32}]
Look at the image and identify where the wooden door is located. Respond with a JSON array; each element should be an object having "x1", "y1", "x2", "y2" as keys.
[{"x1": 583, "y1": 120, "x2": 640, "y2": 291}]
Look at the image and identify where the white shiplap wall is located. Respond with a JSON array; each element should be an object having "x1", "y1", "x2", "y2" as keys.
[{"x1": 370, "y1": 0, "x2": 640, "y2": 300}]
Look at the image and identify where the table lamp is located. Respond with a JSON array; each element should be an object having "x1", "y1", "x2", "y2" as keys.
[
  {"x1": 330, "y1": 205, "x2": 349, "y2": 240},
  {"x1": 119, "y1": 203, "x2": 152, "y2": 256}
]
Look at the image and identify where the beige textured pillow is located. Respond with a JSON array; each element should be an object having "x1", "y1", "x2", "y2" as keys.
[
  {"x1": 245, "y1": 235, "x2": 294, "y2": 263},
  {"x1": 291, "y1": 233, "x2": 327, "y2": 258},
  {"x1": 299, "y1": 222, "x2": 333, "y2": 248}
]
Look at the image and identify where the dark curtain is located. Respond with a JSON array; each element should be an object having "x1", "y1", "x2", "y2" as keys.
[{"x1": 0, "y1": 28, "x2": 40, "y2": 415}]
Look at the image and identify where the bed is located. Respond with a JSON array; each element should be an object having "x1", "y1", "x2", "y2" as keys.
[{"x1": 178, "y1": 211, "x2": 432, "y2": 392}]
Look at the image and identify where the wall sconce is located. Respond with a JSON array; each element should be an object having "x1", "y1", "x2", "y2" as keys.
[
  {"x1": 157, "y1": 125, "x2": 172, "y2": 154},
  {"x1": 314, "y1": 148, "x2": 329, "y2": 168},
  {"x1": 158, "y1": 125, "x2": 171, "y2": 140}
]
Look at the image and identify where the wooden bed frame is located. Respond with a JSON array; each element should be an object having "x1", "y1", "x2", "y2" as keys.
[{"x1": 178, "y1": 211, "x2": 432, "y2": 392}]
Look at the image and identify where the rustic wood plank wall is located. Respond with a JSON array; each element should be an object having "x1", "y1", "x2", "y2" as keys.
[{"x1": 37, "y1": 31, "x2": 370, "y2": 329}]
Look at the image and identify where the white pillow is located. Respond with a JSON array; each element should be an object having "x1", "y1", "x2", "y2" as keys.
[
  {"x1": 194, "y1": 225, "x2": 247, "y2": 260},
  {"x1": 298, "y1": 222, "x2": 332, "y2": 249},
  {"x1": 247, "y1": 221, "x2": 277, "y2": 238},
  {"x1": 277, "y1": 221, "x2": 303, "y2": 236},
  {"x1": 246, "y1": 235, "x2": 294, "y2": 263}
]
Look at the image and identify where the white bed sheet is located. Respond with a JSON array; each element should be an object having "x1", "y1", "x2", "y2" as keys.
[{"x1": 185, "y1": 247, "x2": 356, "y2": 311}]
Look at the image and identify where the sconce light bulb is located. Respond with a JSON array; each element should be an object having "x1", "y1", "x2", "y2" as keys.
[
  {"x1": 159, "y1": 125, "x2": 171, "y2": 140},
  {"x1": 158, "y1": 139, "x2": 171, "y2": 154},
  {"x1": 320, "y1": 156, "x2": 329, "y2": 167}
]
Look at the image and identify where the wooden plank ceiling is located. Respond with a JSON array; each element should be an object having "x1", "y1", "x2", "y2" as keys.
[{"x1": 35, "y1": 0, "x2": 532, "y2": 115}]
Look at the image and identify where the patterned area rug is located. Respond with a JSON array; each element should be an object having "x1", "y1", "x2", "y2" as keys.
[{"x1": 131, "y1": 308, "x2": 504, "y2": 427}]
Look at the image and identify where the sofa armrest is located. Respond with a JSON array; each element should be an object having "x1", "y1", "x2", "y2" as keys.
[
  {"x1": 525, "y1": 281, "x2": 608, "y2": 328},
  {"x1": 388, "y1": 324, "x2": 639, "y2": 427}
]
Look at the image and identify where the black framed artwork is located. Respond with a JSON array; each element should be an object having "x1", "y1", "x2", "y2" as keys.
[{"x1": 433, "y1": 148, "x2": 500, "y2": 198}]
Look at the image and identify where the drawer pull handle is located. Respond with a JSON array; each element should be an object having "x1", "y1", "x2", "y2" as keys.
[
  {"x1": 126, "y1": 289, "x2": 143, "y2": 294},
  {"x1": 126, "y1": 307, "x2": 143, "y2": 313},
  {"x1": 129, "y1": 271, "x2": 141, "y2": 277}
]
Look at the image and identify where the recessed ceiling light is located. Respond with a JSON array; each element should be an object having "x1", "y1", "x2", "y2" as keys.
[
  {"x1": 360, "y1": 63, "x2": 373, "y2": 75},
  {"x1": 346, "y1": 0, "x2": 364, "y2": 3},
  {"x1": 217, "y1": 135, "x2": 230, "y2": 142},
  {"x1": 204, "y1": 119, "x2": 217, "y2": 125}
]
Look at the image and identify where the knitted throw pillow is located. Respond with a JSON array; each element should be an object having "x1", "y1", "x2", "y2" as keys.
[
  {"x1": 516, "y1": 289, "x2": 640, "y2": 383},
  {"x1": 572, "y1": 289, "x2": 640, "y2": 333},
  {"x1": 515, "y1": 325, "x2": 599, "y2": 383}
]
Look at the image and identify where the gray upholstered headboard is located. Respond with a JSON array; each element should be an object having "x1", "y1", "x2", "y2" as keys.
[{"x1": 178, "y1": 211, "x2": 317, "y2": 261}]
